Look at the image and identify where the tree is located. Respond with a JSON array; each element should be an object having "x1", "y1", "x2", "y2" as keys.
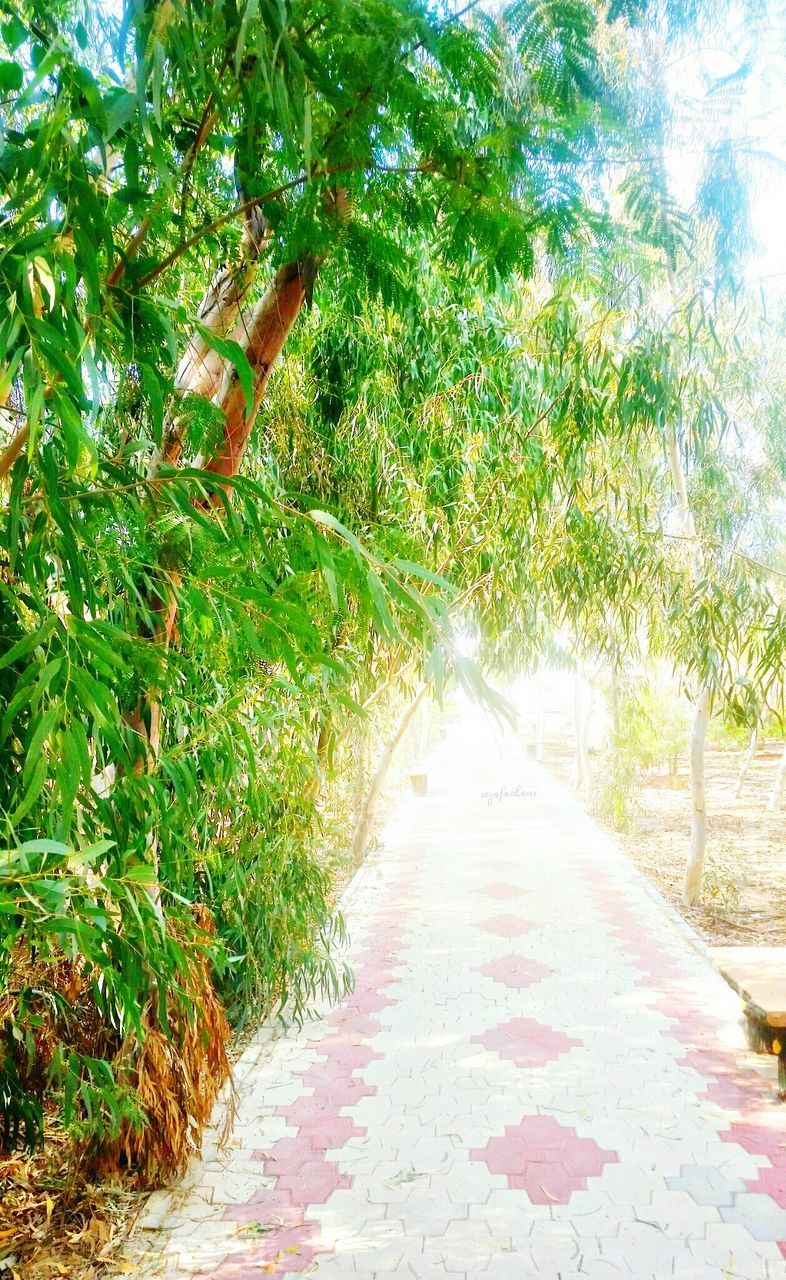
[{"x1": 0, "y1": 0, "x2": 639, "y2": 1174}]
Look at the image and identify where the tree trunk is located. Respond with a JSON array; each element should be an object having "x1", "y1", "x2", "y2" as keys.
[
  {"x1": 136, "y1": 260, "x2": 308, "y2": 776},
  {"x1": 665, "y1": 422, "x2": 712, "y2": 906},
  {"x1": 610, "y1": 662, "x2": 620, "y2": 741},
  {"x1": 734, "y1": 727, "x2": 758, "y2": 800},
  {"x1": 579, "y1": 679, "x2": 593, "y2": 800},
  {"x1": 534, "y1": 675, "x2": 545, "y2": 762},
  {"x1": 573, "y1": 672, "x2": 584, "y2": 790},
  {"x1": 768, "y1": 741, "x2": 786, "y2": 812},
  {"x1": 682, "y1": 686, "x2": 711, "y2": 906},
  {"x1": 0, "y1": 420, "x2": 28, "y2": 483},
  {"x1": 200, "y1": 261, "x2": 307, "y2": 480},
  {"x1": 352, "y1": 722, "x2": 371, "y2": 828},
  {"x1": 351, "y1": 684, "x2": 426, "y2": 866},
  {"x1": 151, "y1": 206, "x2": 270, "y2": 474},
  {"x1": 416, "y1": 696, "x2": 430, "y2": 760},
  {"x1": 304, "y1": 715, "x2": 333, "y2": 802},
  {"x1": 573, "y1": 671, "x2": 592, "y2": 798}
]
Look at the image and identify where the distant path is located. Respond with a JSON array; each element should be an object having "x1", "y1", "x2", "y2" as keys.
[{"x1": 127, "y1": 705, "x2": 786, "y2": 1279}]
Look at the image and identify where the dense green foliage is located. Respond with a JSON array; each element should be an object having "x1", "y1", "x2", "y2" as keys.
[
  {"x1": 0, "y1": 0, "x2": 641, "y2": 1164},
  {"x1": 1, "y1": 0, "x2": 785, "y2": 1182}
]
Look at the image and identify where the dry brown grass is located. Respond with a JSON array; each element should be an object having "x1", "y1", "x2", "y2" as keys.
[
  {"x1": 547, "y1": 738, "x2": 786, "y2": 947},
  {"x1": 0, "y1": 1137, "x2": 142, "y2": 1279},
  {"x1": 99, "y1": 916, "x2": 232, "y2": 1184},
  {"x1": 0, "y1": 908, "x2": 232, "y2": 1279}
]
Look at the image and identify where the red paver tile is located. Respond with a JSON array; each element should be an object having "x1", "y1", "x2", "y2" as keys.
[
  {"x1": 473, "y1": 1017, "x2": 580, "y2": 1068},
  {"x1": 476, "y1": 914, "x2": 535, "y2": 937},
  {"x1": 476, "y1": 954, "x2": 551, "y2": 988},
  {"x1": 479, "y1": 882, "x2": 526, "y2": 900},
  {"x1": 471, "y1": 1114, "x2": 618, "y2": 1204}
]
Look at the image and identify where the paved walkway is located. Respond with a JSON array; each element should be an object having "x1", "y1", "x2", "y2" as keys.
[{"x1": 129, "y1": 708, "x2": 786, "y2": 1279}]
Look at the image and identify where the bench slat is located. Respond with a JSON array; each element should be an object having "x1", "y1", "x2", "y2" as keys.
[{"x1": 711, "y1": 946, "x2": 786, "y2": 1029}]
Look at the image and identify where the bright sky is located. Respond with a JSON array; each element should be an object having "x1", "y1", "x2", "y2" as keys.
[{"x1": 665, "y1": 7, "x2": 786, "y2": 296}]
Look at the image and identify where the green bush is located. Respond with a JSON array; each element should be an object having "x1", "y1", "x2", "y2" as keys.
[{"x1": 596, "y1": 672, "x2": 689, "y2": 830}]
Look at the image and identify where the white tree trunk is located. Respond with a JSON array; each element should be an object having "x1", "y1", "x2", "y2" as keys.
[
  {"x1": 573, "y1": 672, "x2": 584, "y2": 789},
  {"x1": 351, "y1": 685, "x2": 427, "y2": 866},
  {"x1": 682, "y1": 687, "x2": 711, "y2": 906},
  {"x1": 417, "y1": 696, "x2": 430, "y2": 761},
  {"x1": 734, "y1": 727, "x2": 758, "y2": 800},
  {"x1": 768, "y1": 741, "x2": 786, "y2": 812},
  {"x1": 147, "y1": 206, "x2": 269, "y2": 477},
  {"x1": 573, "y1": 671, "x2": 593, "y2": 799},
  {"x1": 352, "y1": 722, "x2": 370, "y2": 826},
  {"x1": 610, "y1": 662, "x2": 620, "y2": 741},
  {"x1": 665, "y1": 423, "x2": 712, "y2": 906},
  {"x1": 580, "y1": 680, "x2": 594, "y2": 799},
  {"x1": 534, "y1": 677, "x2": 546, "y2": 762}
]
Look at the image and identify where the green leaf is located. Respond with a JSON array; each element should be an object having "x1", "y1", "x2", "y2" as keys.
[
  {"x1": 0, "y1": 62, "x2": 23, "y2": 94},
  {"x1": 1, "y1": 15, "x2": 27, "y2": 52},
  {"x1": 366, "y1": 568, "x2": 401, "y2": 641},
  {"x1": 195, "y1": 325, "x2": 255, "y2": 417},
  {"x1": 104, "y1": 88, "x2": 137, "y2": 140},
  {"x1": 309, "y1": 510, "x2": 366, "y2": 565},
  {"x1": 23, "y1": 702, "x2": 60, "y2": 789},
  {"x1": 391, "y1": 558, "x2": 453, "y2": 591},
  {"x1": 0, "y1": 621, "x2": 52, "y2": 672},
  {"x1": 139, "y1": 363, "x2": 165, "y2": 446}
]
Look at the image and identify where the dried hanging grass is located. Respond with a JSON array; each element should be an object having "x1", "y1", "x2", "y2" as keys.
[
  {"x1": 94, "y1": 906, "x2": 233, "y2": 1185},
  {"x1": 0, "y1": 951, "x2": 118, "y2": 1148},
  {"x1": 2, "y1": 907, "x2": 233, "y2": 1185},
  {"x1": 0, "y1": 909, "x2": 234, "y2": 1277}
]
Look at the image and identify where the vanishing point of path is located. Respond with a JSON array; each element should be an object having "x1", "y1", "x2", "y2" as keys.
[{"x1": 128, "y1": 707, "x2": 786, "y2": 1279}]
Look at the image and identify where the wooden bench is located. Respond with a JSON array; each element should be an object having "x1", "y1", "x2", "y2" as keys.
[{"x1": 711, "y1": 946, "x2": 786, "y2": 1095}]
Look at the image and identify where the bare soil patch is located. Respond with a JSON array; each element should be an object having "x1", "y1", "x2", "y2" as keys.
[{"x1": 545, "y1": 738, "x2": 786, "y2": 948}]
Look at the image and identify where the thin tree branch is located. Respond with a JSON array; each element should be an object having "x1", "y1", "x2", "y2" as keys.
[
  {"x1": 137, "y1": 164, "x2": 427, "y2": 288},
  {"x1": 0, "y1": 421, "x2": 29, "y2": 482}
]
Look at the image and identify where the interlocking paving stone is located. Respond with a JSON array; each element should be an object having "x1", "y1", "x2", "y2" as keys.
[
  {"x1": 720, "y1": 1191, "x2": 786, "y2": 1241},
  {"x1": 122, "y1": 705, "x2": 786, "y2": 1279},
  {"x1": 667, "y1": 1163, "x2": 747, "y2": 1207}
]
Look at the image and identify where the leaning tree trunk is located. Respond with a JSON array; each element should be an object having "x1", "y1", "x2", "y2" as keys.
[
  {"x1": 351, "y1": 685, "x2": 427, "y2": 867},
  {"x1": 534, "y1": 675, "x2": 545, "y2": 762},
  {"x1": 682, "y1": 686, "x2": 712, "y2": 906},
  {"x1": 149, "y1": 205, "x2": 270, "y2": 475},
  {"x1": 174, "y1": 218, "x2": 269, "y2": 403},
  {"x1": 573, "y1": 670, "x2": 593, "y2": 799},
  {"x1": 199, "y1": 261, "x2": 307, "y2": 480},
  {"x1": 576, "y1": 675, "x2": 588, "y2": 793},
  {"x1": 768, "y1": 742, "x2": 786, "y2": 813},
  {"x1": 352, "y1": 721, "x2": 371, "y2": 827},
  {"x1": 133, "y1": 259, "x2": 309, "y2": 788},
  {"x1": 734, "y1": 727, "x2": 758, "y2": 800},
  {"x1": 665, "y1": 420, "x2": 712, "y2": 906}
]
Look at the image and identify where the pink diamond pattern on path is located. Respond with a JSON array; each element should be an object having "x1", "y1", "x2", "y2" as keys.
[
  {"x1": 474, "y1": 1016, "x2": 579, "y2": 1068},
  {"x1": 129, "y1": 717, "x2": 786, "y2": 1278},
  {"x1": 217, "y1": 870, "x2": 415, "y2": 1277},
  {"x1": 477, "y1": 954, "x2": 550, "y2": 989},
  {"x1": 477, "y1": 913, "x2": 534, "y2": 937},
  {"x1": 471, "y1": 1114, "x2": 618, "y2": 1204},
  {"x1": 479, "y1": 881, "x2": 525, "y2": 900}
]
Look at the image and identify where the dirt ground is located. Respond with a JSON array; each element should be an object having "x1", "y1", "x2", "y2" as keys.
[{"x1": 545, "y1": 738, "x2": 786, "y2": 948}]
